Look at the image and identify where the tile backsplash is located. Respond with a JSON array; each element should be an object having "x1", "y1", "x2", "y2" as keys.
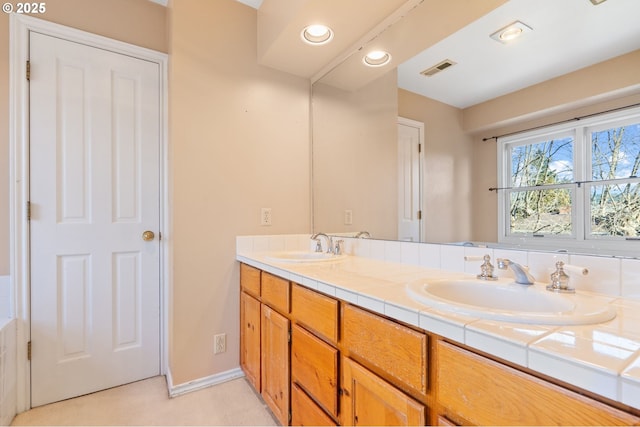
[{"x1": 236, "y1": 234, "x2": 640, "y2": 299}]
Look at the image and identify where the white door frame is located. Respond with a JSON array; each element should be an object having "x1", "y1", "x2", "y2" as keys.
[{"x1": 9, "y1": 14, "x2": 170, "y2": 412}]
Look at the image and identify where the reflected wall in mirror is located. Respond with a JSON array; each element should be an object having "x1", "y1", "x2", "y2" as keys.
[{"x1": 311, "y1": 0, "x2": 640, "y2": 248}]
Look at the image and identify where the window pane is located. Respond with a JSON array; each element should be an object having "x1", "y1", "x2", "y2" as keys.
[
  {"x1": 510, "y1": 137, "x2": 573, "y2": 187},
  {"x1": 509, "y1": 188, "x2": 572, "y2": 235},
  {"x1": 590, "y1": 182, "x2": 640, "y2": 237},
  {"x1": 592, "y1": 124, "x2": 640, "y2": 180}
]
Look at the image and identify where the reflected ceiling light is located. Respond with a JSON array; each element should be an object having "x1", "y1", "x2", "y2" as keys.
[
  {"x1": 301, "y1": 24, "x2": 333, "y2": 45},
  {"x1": 490, "y1": 21, "x2": 532, "y2": 44},
  {"x1": 363, "y1": 50, "x2": 392, "y2": 67}
]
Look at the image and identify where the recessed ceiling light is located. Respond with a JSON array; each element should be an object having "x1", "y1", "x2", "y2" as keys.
[
  {"x1": 363, "y1": 50, "x2": 392, "y2": 67},
  {"x1": 489, "y1": 21, "x2": 532, "y2": 44},
  {"x1": 301, "y1": 25, "x2": 333, "y2": 45},
  {"x1": 589, "y1": 0, "x2": 607, "y2": 4}
]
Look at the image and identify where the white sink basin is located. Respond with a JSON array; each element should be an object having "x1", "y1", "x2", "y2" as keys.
[
  {"x1": 406, "y1": 278, "x2": 616, "y2": 325},
  {"x1": 265, "y1": 251, "x2": 347, "y2": 263}
]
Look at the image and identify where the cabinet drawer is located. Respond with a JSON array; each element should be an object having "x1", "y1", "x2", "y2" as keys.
[
  {"x1": 261, "y1": 272, "x2": 290, "y2": 313},
  {"x1": 292, "y1": 324, "x2": 339, "y2": 418},
  {"x1": 291, "y1": 383, "x2": 337, "y2": 426},
  {"x1": 342, "y1": 304, "x2": 428, "y2": 396},
  {"x1": 240, "y1": 263, "x2": 260, "y2": 297},
  {"x1": 291, "y1": 283, "x2": 339, "y2": 344},
  {"x1": 437, "y1": 340, "x2": 640, "y2": 426}
]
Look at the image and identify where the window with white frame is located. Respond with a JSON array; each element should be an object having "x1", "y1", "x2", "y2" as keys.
[{"x1": 497, "y1": 107, "x2": 640, "y2": 251}]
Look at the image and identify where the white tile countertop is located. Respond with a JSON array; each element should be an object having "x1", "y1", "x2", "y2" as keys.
[{"x1": 236, "y1": 234, "x2": 640, "y2": 411}]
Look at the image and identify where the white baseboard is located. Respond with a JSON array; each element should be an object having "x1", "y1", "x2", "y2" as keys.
[{"x1": 167, "y1": 367, "x2": 245, "y2": 398}]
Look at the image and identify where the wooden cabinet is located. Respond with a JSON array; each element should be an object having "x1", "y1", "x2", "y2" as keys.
[
  {"x1": 291, "y1": 324, "x2": 339, "y2": 419},
  {"x1": 240, "y1": 292, "x2": 261, "y2": 391},
  {"x1": 341, "y1": 357, "x2": 426, "y2": 426},
  {"x1": 241, "y1": 263, "x2": 640, "y2": 426},
  {"x1": 290, "y1": 283, "x2": 340, "y2": 425},
  {"x1": 436, "y1": 340, "x2": 640, "y2": 426},
  {"x1": 261, "y1": 305, "x2": 290, "y2": 426},
  {"x1": 342, "y1": 304, "x2": 428, "y2": 397}
]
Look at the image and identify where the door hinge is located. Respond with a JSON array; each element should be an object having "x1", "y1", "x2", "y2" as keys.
[
  {"x1": 417, "y1": 210, "x2": 422, "y2": 220},
  {"x1": 418, "y1": 143, "x2": 422, "y2": 153},
  {"x1": 26, "y1": 201, "x2": 31, "y2": 221},
  {"x1": 27, "y1": 341, "x2": 32, "y2": 360},
  {"x1": 288, "y1": 411, "x2": 292, "y2": 423},
  {"x1": 158, "y1": 231, "x2": 162, "y2": 241},
  {"x1": 26, "y1": 60, "x2": 30, "y2": 81},
  {"x1": 288, "y1": 329, "x2": 291, "y2": 343}
]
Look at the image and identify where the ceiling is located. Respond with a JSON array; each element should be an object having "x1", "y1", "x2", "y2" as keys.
[
  {"x1": 248, "y1": 0, "x2": 640, "y2": 109},
  {"x1": 398, "y1": 0, "x2": 640, "y2": 108}
]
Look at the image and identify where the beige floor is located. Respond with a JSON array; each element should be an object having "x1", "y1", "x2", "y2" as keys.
[{"x1": 11, "y1": 376, "x2": 277, "y2": 426}]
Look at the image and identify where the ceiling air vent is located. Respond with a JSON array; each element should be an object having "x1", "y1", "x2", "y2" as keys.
[{"x1": 420, "y1": 59, "x2": 457, "y2": 77}]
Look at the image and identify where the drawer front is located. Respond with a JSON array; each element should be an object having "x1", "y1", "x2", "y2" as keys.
[
  {"x1": 261, "y1": 272, "x2": 290, "y2": 313},
  {"x1": 291, "y1": 283, "x2": 339, "y2": 344},
  {"x1": 291, "y1": 324, "x2": 339, "y2": 418},
  {"x1": 437, "y1": 340, "x2": 640, "y2": 426},
  {"x1": 292, "y1": 383, "x2": 337, "y2": 426},
  {"x1": 239, "y1": 263, "x2": 260, "y2": 297},
  {"x1": 342, "y1": 304, "x2": 427, "y2": 395}
]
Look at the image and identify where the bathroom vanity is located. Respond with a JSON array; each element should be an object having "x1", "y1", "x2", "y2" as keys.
[{"x1": 237, "y1": 236, "x2": 640, "y2": 426}]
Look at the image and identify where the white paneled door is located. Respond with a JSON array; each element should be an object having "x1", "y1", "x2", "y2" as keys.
[
  {"x1": 29, "y1": 32, "x2": 161, "y2": 407},
  {"x1": 397, "y1": 118, "x2": 423, "y2": 242}
]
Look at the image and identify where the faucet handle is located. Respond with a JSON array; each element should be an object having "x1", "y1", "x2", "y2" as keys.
[
  {"x1": 334, "y1": 239, "x2": 344, "y2": 255},
  {"x1": 477, "y1": 254, "x2": 498, "y2": 281},
  {"x1": 546, "y1": 261, "x2": 575, "y2": 293},
  {"x1": 312, "y1": 238, "x2": 322, "y2": 253}
]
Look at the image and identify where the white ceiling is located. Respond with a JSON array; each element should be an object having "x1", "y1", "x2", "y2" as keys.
[
  {"x1": 195, "y1": 0, "x2": 640, "y2": 109},
  {"x1": 398, "y1": 0, "x2": 640, "y2": 108}
]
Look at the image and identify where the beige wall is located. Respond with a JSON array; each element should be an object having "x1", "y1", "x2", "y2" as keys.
[
  {"x1": 169, "y1": 0, "x2": 310, "y2": 384},
  {"x1": 0, "y1": 0, "x2": 167, "y2": 275},
  {"x1": 313, "y1": 71, "x2": 398, "y2": 240},
  {"x1": 398, "y1": 89, "x2": 474, "y2": 243}
]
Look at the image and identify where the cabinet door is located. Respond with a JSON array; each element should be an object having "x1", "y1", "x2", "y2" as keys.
[
  {"x1": 240, "y1": 292, "x2": 261, "y2": 391},
  {"x1": 291, "y1": 324, "x2": 339, "y2": 418},
  {"x1": 261, "y1": 305, "x2": 290, "y2": 426},
  {"x1": 341, "y1": 357, "x2": 425, "y2": 427},
  {"x1": 291, "y1": 383, "x2": 337, "y2": 426}
]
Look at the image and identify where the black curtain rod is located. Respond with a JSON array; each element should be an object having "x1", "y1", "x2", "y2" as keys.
[{"x1": 482, "y1": 102, "x2": 640, "y2": 142}]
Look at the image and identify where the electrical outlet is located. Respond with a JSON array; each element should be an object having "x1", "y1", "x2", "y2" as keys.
[
  {"x1": 344, "y1": 209, "x2": 353, "y2": 225},
  {"x1": 261, "y1": 208, "x2": 272, "y2": 226},
  {"x1": 214, "y1": 333, "x2": 226, "y2": 354}
]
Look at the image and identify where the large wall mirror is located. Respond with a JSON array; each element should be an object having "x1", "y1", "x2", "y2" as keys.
[{"x1": 311, "y1": 0, "x2": 640, "y2": 248}]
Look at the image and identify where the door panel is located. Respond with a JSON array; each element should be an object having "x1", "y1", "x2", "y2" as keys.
[{"x1": 29, "y1": 32, "x2": 161, "y2": 407}]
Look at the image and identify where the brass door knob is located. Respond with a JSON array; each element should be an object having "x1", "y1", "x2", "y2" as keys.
[{"x1": 142, "y1": 230, "x2": 155, "y2": 241}]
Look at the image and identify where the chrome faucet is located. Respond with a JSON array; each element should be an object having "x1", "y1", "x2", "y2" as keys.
[
  {"x1": 496, "y1": 258, "x2": 535, "y2": 285},
  {"x1": 310, "y1": 233, "x2": 333, "y2": 253}
]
